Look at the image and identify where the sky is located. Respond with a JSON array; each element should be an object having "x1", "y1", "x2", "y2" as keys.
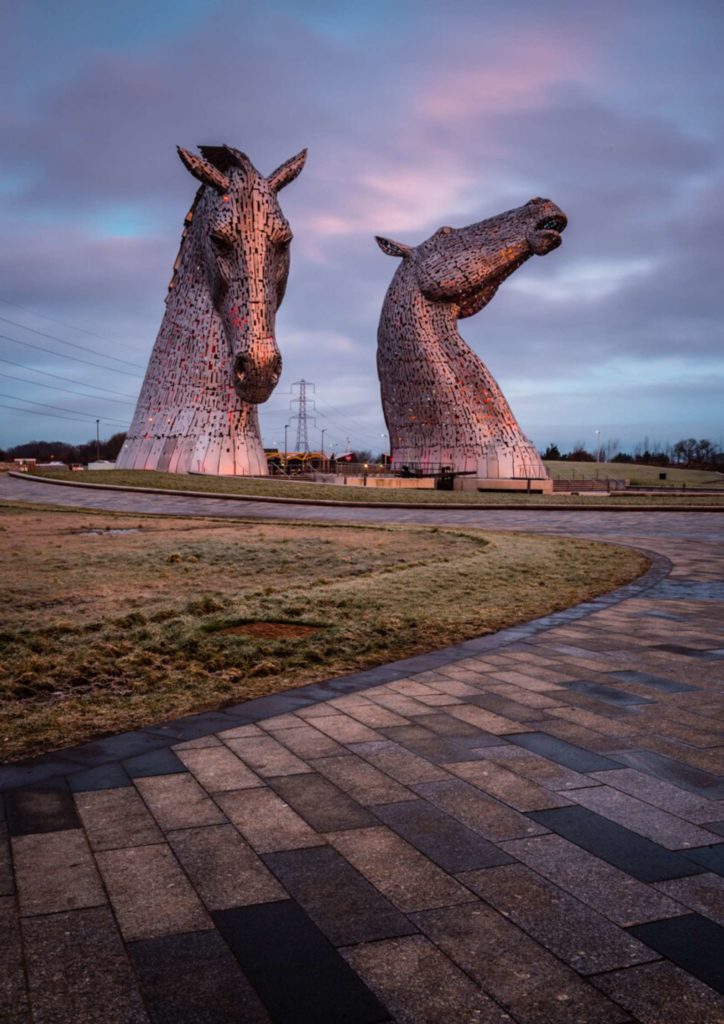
[{"x1": 1, "y1": 0, "x2": 723, "y2": 456}]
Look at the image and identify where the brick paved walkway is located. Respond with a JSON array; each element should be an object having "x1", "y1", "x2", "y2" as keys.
[{"x1": 1, "y1": 474, "x2": 723, "y2": 1023}]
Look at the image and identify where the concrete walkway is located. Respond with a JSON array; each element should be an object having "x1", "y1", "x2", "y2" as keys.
[{"x1": 1, "y1": 473, "x2": 723, "y2": 1023}]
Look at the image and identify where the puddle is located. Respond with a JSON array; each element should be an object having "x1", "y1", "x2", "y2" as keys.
[{"x1": 218, "y1": 621, "x2": 321, "y2": 640}]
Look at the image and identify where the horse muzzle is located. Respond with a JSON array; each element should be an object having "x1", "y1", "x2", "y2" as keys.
[{"x1": 233, "y1": 349, "x2": 282, "y2": 404}]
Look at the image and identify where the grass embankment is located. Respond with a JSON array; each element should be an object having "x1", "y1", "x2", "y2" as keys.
[
  {"x1": 33, "y1": 468, "x2": 724, "y2": 505},
  {"x1": 545, "y1": 461, "x2": 724, "y2": 488},
  {"x1": 0, "y1": 504, "x2": 648, "y2": 760}
]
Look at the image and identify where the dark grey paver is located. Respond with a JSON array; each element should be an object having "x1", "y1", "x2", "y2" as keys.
[
  {"x1": 508, "y1": 732, "x2": 621, "y2": 771},
  {"x1": 381, "y1": 730, "x2": 506, "y2": 764},
  {"x1": 213, "y1": 900, "x2": 390, "y2": 1024},
  {"x1": 461, "y1": 862, "x2": 659, "y2": 974},
  {"x1": 57, "y1": 730, "x2": 170, "y2": 767},
  {"x1": 372, "y1": 799, "x2": 513, "y2": 872},
  {"x1": 608, "y1": 669, "x2": 697, "y2": 693},
  {"x1": 628, "y1": 913, "x2": 724, "y2": 994},
  {"x1": 0, "y1": 896, "x2": 28, "y2": 1024},
  {"x1": 0, "y1": 824, "x2": 12, "y2": 896},
  {"x1": 0, "y1": 755, "x2": 82, "y2": 792},
  {"x1": 412, "y1": 901, "x2": 629, "y2": 1023},
  {"x1": 123, "y1": 747, "x2": 187, "y2": 778},
  {"x1": 128, "y1": 928, "x2": 272, "y2": 1024},
  {"x1": 501, "y1": 832, "x2": 686, "y2": 926},
  {"x1": 588, "y1": 767, "x2": 724, "y2": 824},
  {"x1": 609, "y1": 749, "x2": 724, "y2": 799},
  {"x1": 95, "y1": 844, "x2": 212, "y2": 940},
  {"x1": 263, "y1": 845, "x2": 416, "y2": 946},
  {"x1": 5, "y1": 784, "x2": 80, "y2": 835},
  {"x1": 23, "y1": 905, "x2": 148, "y2": 1024},
  {"x1": 683, "y1": 843, "x2": 724, "y2": 875},
  {"x1": 592, "y1": 960, "x2": 724, "y2": 1024},
  {"x1": 68, "y1": 762, "x2": 132, "y2": 792},
  {"x1": 567, "y1": 681, "x2": 655, "y2": 706},
  {"x1": 267, "y1": 772, "x2": 376, "y2": 832},
  {"x1": 168, "y1": 824, "x2": 286, "y2": 909},
  {"x1": 529, "y1": 806, "x2": 707, "y2": 882},
  {"x1": 342, "y1": 934, "x2": 514, "y2": 1024}
]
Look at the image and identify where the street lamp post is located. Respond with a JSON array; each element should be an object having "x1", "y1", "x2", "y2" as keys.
[
  {"x1": 96, "y1": 419, "x2": 100, "y2": 461},
  {"x1": 284, "y1": 423, "x2": 289, "y2": 471},
  {"x1": 319, "y1": 427, "x2": 327, "y2": 471},
  {"x1": 595, "y1": 430, "x2": 601, "y2": 463}
]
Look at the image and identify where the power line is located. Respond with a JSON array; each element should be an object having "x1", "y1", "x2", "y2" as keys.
[
  {"x1": 0, "y1": 355, "x2": 138, "y2": 399},
  {"x1": 0, "y1": 297, "x2": 148, "y2": 352},
  {"x1": 0, "y1": 370, "x2": 135, "y2": 407},
  {"x1": 0, "y1": 315, "x2": 145, "y2": 370},
  {"x1": 0, "y1": 391, "x2": 128, "y2": 426},
  {"x1": 290, "y1": 378, "x2": 315, "y2": 452},
  {"x1": 0, "y1": 333, "x2": 143, "y2": 379},
  {"x1": 0, "y1": 401, "x2": 113, "y2": 426}
]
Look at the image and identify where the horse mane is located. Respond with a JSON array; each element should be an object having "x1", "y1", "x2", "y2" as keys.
[{"x1": 165, "y1": 185, "x2": 204, "y2": 300}]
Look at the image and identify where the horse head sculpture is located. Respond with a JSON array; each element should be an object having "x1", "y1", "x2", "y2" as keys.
[
  {"x1": 375, "y1": 198, "x2": 567, "y2": 480},
  {"x1": 118, "y1": 144, "x2": 306, "y2": 476},
  {"x1": 177, "y1": 145, "x2": 306, "y2": 404}
]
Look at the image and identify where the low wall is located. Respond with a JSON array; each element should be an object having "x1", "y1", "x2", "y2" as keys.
[
  {"x1": 553, "y1": 479, "x2": 628, "y2": 492},
  {"x1": 454, "y1": 477, "x2": 554, "y2": 495},
  {"x1": 332, "y1": 475, "x2": 436, "y2": 489}
]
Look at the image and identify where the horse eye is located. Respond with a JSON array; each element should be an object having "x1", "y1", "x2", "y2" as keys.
[{"x1": 210, "y1": 234, "x2": 233, "y2": 253}]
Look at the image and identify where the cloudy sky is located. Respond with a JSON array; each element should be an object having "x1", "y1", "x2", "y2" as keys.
[{"x1": 2, "y1": 0, "x2": 723, "y2": 455}]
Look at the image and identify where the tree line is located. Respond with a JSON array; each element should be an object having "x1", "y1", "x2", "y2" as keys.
[
  {"x1": 541, "y1": 438, "x2": 722, "y2": 469},
  {"x1": 0, "y1": 432, "x2": 127, "y2": 464}
]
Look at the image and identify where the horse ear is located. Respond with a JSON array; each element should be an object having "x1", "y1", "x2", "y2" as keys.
[
  {"x1": 177, "y1": 147, "x2": 230, "y2": 193},
  {"x1": 267, "y1": 149, "x2": 307, "y2": 193},
  {"x1": 376, "y1": 236, "x2": 411, "y2": 258}
]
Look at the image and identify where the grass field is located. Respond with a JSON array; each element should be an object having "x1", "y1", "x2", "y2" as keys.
[
  {"x1": 31, "y1": 468, "x2": 724, "y2": 505},
  {"x1": 545, "y1": 461, "x2": 724, "y2": 487},
  {"x1": 0, "y1": 503, "x2": 648, "y2": 760}
]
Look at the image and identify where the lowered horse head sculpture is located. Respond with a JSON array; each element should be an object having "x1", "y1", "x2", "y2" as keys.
[
  {"x1": 118, "y1": 144, "x2": 306, "y2": 476},
  {"x1": 376, "y1": 198, "x2": 567, "y2": 480}
]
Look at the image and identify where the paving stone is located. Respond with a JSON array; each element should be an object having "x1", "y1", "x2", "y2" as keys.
[
  {"x1": 0, "y1": 896, "x2": 28, "y2": 1024},
  {"x1": 223, "y1": 734, "x2": 312, "y2": 776},
  {"x1": 134, "y1": 773, "x2": 226, "y2": 831},
  {"x1": 507, "y1": 732, "x2": 621, "y2": 771},
  {"x1": 372, "y1": 799, "x2": 513, "y2": 872},
  {"x1": 95, "y1": 844, "x2": 212, "y2": 941},
  {"x1": 592, "y1": 960, "x2": 724, "y2": 1024},
  {"x1": 501, "y1": 833, "x2": 686, "y2": 926},
  {"x1": 350, "y1": 740, "x2": 449, "y2": 785},
  {"x1": 342, "y1": 934, "x2": 514, "y2": 1024},
  {"x1": 59, "y1": 731, "x2": 169, "y2": 767},
  {"x1": 461, "y1": 862, "x2": 659, "y2": 974},
  {"x1": 412, "y1": 901, "x2": 628, "y2": 1024},
  {"x1": 411, "y1": 712, "x2": 488, "y2": 736},
  {"x1": 0, "y1": 823, "x2": 13, "y2": 896},
  {"x1": 267, "y1": 772, "x2": 376, "y2": 832},
  {"x1": 327, "y1": 826, "x2": 474, "y2": 912},
  {"x1": 568, "y1": 785, "x2": 719, "y2": 849},
  {"x1": 167, "y1": 824, "x2": 286, "y2": 909},
  {"x1": 23, "y1": 905, "x2": 148, "y2": 1024},
  {"x1": 263, "y1": 845, "x2": 416, "y2": 946},
  {"x1": 258, "y1": 713, "x2": 307, "y2": 731},
  {"x1": 171, "y1": 734, "x2": 223, "y2": 750},
  {"x1": 5, "y1": 783, "x2": 80, "y2": 835},
  {"x1": 628, "y1": 913, "x2": 724, "y2": 994},
  {"x1": 609, "y1": 748, "x2": 724, "y2": 799},
  {"x1": 654, "y1": 873, "x2": 724, "y2": 925},
  {"x1": 445, "y1": 704, "x2": 529, "y2": 734},
  {"x1": 567, "y1": 680, "x2": 655, "y2": 706},
  {"x1": 215, "y1": 787, "x2": 323, "y2": 853},
  {"x1": 390, "y1": 730, "x2": 507, "y2": 764},
  {"x1": 529, "y1": 806, "x2": 706, "y2": 882},
  {"x1": 415, "y1": 777, "x2": 547, "y2": 841},
  {"x1": 272, "y1": 724, "x2": 346, "y2": 759},
  {"x1": 175, "y1": 745, "x2": 262, "y2": 792},
  {"x1": 465, "y1": 691, "x2": 550, "y2": 721},
  {"x1": 310, "y1": 754, "x2": 413, "y2": 805},
  {"x1": 705, "y1": 820, "x2": 724, "y2": 837},
  {"x1": 683, "y1": 843, "x2": 724, "y2": 875},
  {"x1": 129, "y1": 928, "x2": 271, "y2": 1024},
  {"x1": 75, "y1": 787, "x2": 163, "y2": 851},
  {"x1": 0, "y1": 755, "x2": 80, "y2": 792},
  {"x1": 122, "y1": 747, "x2": 186, "y2": 778},
  {"x1": 68, "y1": 762, "x2": 133, "y2": 792},
  {"x1": 367, "y1": 690, "x2": 450, "y2": 717},
  {"x1": 307, "y1": 713, "x2": 383, "y2": 743},
  {"x1": 147, "y1": 711, "x2": 248, "y2": 741},
  {"x1": 13, "y1": 829, "x2": 105, "y2": 915},
  {"x1": 213, "y1": 900, "x2": 390, "y2": 1024},
  {"x1": 445, "y1": 760, "x2": 572, "y2": 811},
  {"x1": 588, "y1": 767, "x2": 724, "y2": 824},
  {"x1": 608, "y1": 669, "x2": 697, "y2": 693},
  {"x1": 474, "y1": 744, "x2": 599, "y2": 791}
]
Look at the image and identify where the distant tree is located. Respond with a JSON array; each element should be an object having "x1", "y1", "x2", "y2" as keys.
[
  {"x1": 542, "y1": 443, "x2": 562, "y2": 460},
  {"x1": 351, "y1": 450, "x2": 373, "y2": 464},
  {"x1": 673, "y1": 438, "x2": 698, "y2": 466},
  {"x1": 611, "y1": 452, "x2": 634, "y2": 463},
  {"x1": 566, "y1": 446, "x2": 595, "y2": 462}
]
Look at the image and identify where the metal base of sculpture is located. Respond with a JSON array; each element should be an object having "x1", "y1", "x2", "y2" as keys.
[
  {"x1": 376, "y1": 198, "x2": 567, "y2": 479},
  {"x1": 118, "y1": 144, "x2": 306, "y2": 475}
]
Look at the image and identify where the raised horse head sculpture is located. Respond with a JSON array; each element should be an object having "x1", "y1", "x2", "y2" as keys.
[
  {"x1": 376, "y1": 198, "x2": 567, "y2": 480},
  {"x1": 118, "y1": 144, "x2": 306, "y2": 476}
]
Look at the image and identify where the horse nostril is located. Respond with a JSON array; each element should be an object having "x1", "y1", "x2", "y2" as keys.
[{"x1": 234, "y1": 355, "x2": 247, "y2": 383}]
